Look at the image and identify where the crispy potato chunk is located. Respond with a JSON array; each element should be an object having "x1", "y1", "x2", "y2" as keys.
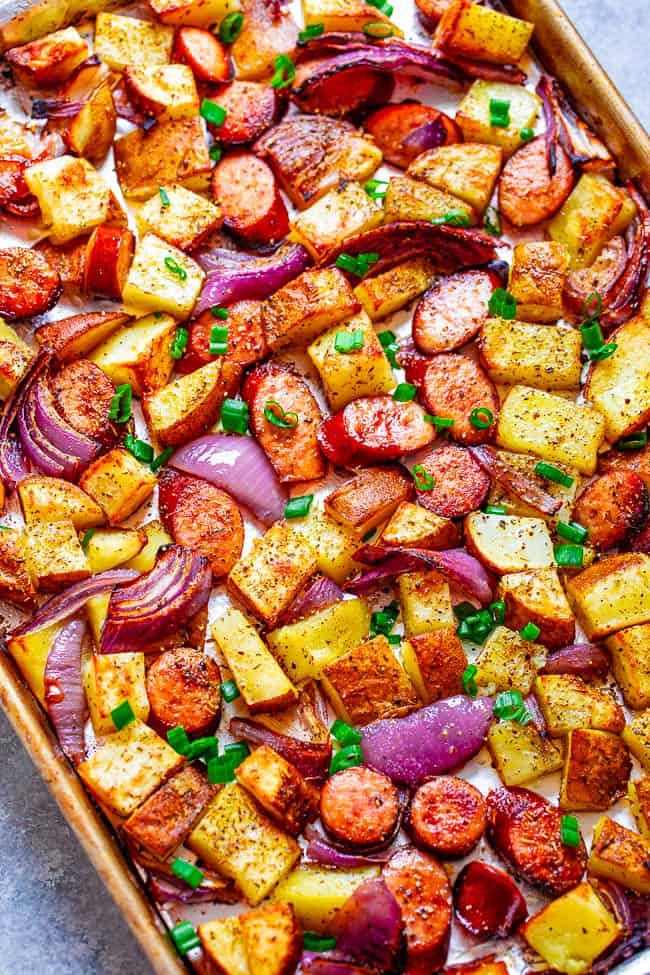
[
  {"x1": 588, "y1": 816, "x2": 650, "y2": 895},
  {"x1": 272, "y1": 864, "x2": 379, "y2": 932},
  {"x1": 136, "y1": 184, "x2": 221, "y2": 252},
  {"x1": 355, "y1": 258, "x2": 434, "y2": 321},
  {"x1": 560, "y1": 729, "x2": 631, "y2": 811},
  {"x1": 240, "y1": 903, "x2": 302, "y2": 975},
  {"x1": 0, "y1": 319, "x2": 35, "y2": 400},
  {"x1": 476, "y1": 625, "x2": 546, "y2": 695},
  {"x1": 124, "y1": 63, "x2": 199, "y2": 120},
  {"x1": 325, "y1": 466, "x2": 412, "y2": 535},
  {"x1": 25, "y1": 155, "x2": 113, "y2": 244},
  {"x1": 94, "y1": 13, "x2": 173, "y2": 71},
  {"x1": 402, "y1": 626, "x2": 467, "y2": 703},
  {"x1": 534, "y1": 674, "x2": 625, "y2": 737},
  {"x1": 486, "y1": 449, "x2": 577, "y2": 524},
  {"x1": 114, "y1": 118, "x2": 211, "y2": 201},
  {"x1": 18, "y1": 476, "x2": 105, "y2": 528},
  {"x1": 8, "y1": 622, "x2": 61, "y2": 705},
  {"x1": 380, "y1": 501, "x2": 459, "y2": 550},
  {"x1": 231, "y1": 0, "x2": 298, "y2": 81},
  {"x1": 456, "y1": 81, "x2": 540, "y2": 157},
  {"x1": 566, "y1": 552, "x2": 650, "y2": 639},
  {"x1": 434, "y1": 0, "x2": 533, "y2": 65},
  {"x1": 384, "y1": 176, "x2": 475, "y2": 225},
  {"x1": 149, "y1": 0, "x2": 240, "y2": 27},
  {"x1": 236, "y1": 744, "x2": 317, "y2": 836},
  {"x1": 480, "y1": 317, "x2": 581, "y2": 390},
  {"x1": 407, "y1": 143, "x2": 502, "y2": 215},
  {"x1": 79, "y1": 447, "x2": 157, "y2": 525},
  {"x1": 488, "y1": 720, "x2": 563, "y2": 787},
  {"x1": 465, "y1": 512, "x2": 554, "y2": 574},
  {"x1": 629, "y1": 777, "x2": 650, "y2": 837},
  {"x1": 290, "y1": 181, "x2": 383, "y2": 263},
  {"x1": 122, "y1": 234, "x2": 205, "y2": 319},
  {"x1": 584, "y1": 313, "x2": 650, "y2": 442},
  {"x1": 497, "y1": 568, "x2": 575, "y2": 648},
  {"x1": 84, "y1": 528, "x2": 146, "y2": 574},
  {"x1": 122, "y1": 765, "x2": 215, "y2": 859},
  {"x1": 89, "y1": 313, "x2": 176, "y2": 396},
  {"x1": 5, "y1": 27, "x2": 88, "y2": 85},
  {"x1": 24, "y1": 519, "x2": 90, "y2": 590},
  {"x1": 507, "y1": 241, "x2": 570, "y2": 322},
  {"x1": 289, "y1": 504, "x2": 361, "y2": 585},
  {"x1": 83, "y1": 652, "x2": 149, "y2": 736},
  {"x1": 0, "y1": 527, "x2": 37, "y2": 607},
  {"x1": 264, "y1": 267, "x2": 360, "y2": 352},
  {"x1": 606, "y1": 624, "x2": 650, "y2": 709},
  {"x1": 36, "y1": 311, "x2": 130, "y2": 363},
  {"x1": 302, "y1": 0, "x2": 400, "y2": 34},
  {"x1": 398, "y1": 568, "x2": 454, "y2": 636},
  {"x1": 143, "y1": 359, "x2": 222, "y2": 446},
  {"x1": 549, "y1": 173, "x2": 636, "y2": 269},
  {"x1": 308, "y1": 310, "x2": 395, "y2": 410},
  {"x1": 199, "y1": 917, "x2": 249, "y2": 975}
]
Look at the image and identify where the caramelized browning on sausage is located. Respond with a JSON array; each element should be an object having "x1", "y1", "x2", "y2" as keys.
[
  {"x1": 384, "y1": 847, "x2": 452, "y2": 975},
  {"x1": 363, "y1": 103, "x2": 460, "y2": 169},
  {"x1": 413, "y1": 270, "x2": 500, "y2": 355},
  {"x1": 178, "y1": 300, "x2": 267, "y2": 382},
  {"x1": 0, "y1": 246, "x2": 61, "y2": 319},
  {"x1": 318, "y1": 395, "x2": 435, "y2": 466},
  {"x1": 212, "y1": 152, "x2": 289, "y2": 245},
  {"x1": 209, "y1": 81, "x2": 281, "y2": 145},
  {"x1": 420, "y1": 354, "x2": 499, "y2": 445},
  {"x1": 146, "y1": 646, "x2": 221, "y2": 735},
  {"x1": 319, "y1": 766, "x2": 400, "y2": 847},
  {"x1": 572, "y1": 470, "x2": 649, "y2": 550},
  {"x1": 408, "y1": 776, "x2": 487, "y2": 857},
  {"x1": 453, "y1": 860, "x2": 528, "y2": 939},
  {"x1": 172, "y1": 28, "x2": 232, "y2": 84},
  {"x1": 498, "y1": 137, "x2": 575, "y2": 228},
  {"x1": 413, "y1": 444, "x2": 490, "y2": 518},
  {"x1": 50, "y1": 359, "x2": 116, "y2": 445}
]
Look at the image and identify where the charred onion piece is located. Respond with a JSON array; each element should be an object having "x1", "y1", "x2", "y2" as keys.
[
  {"x1": 468, "y1": 445, "x2": 562, "y2": 515},
  {"x1": 44, "y1": 617, "x2": 87, "y2": 765},
  {"x1": 229, "y1": 717, "x2": 332, "y2": 781},
  {"x1": 541, "y1": 642, "x2": 610, "y2": 679},
  {"x1": 13, "y1": 569, "x2": 139, "y2": 637}
]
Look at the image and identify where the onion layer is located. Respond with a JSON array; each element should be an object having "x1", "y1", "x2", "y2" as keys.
[
  {"x1": 44, "y1": 618, "x2": 87, "y2": 765},
  {"x1": 229, "y1": 717, "x2": 332, "y2": 781},
  {"x1": 333, "y1": 878, "x2": 403, "y2": 970},
  {"x1": 280, "y1": 575, "x2": 344, "y2": 625},
  {"x1": 195, "y1": 243, "x2": 311, "y2": 315},
  {"x1": 541, "y1": 642, "x2": 610, "y2": 679},
  {"x1": 13, "y1": 569, "x2": 139, "y2": 637},
  {"x1": 468, "y1": 445, "x2": 562, "y2": 516}
]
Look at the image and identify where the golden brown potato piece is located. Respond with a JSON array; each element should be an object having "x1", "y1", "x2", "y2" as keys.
[
  {"x1": 263, "y1": 267, "x2": 360, "y2": 351},
  {"x1": 534, "y1": 674, "x2": 626, "y2": 737},
  {"x1": 35, "y1": 311, "x2": 130, "y2": 362},
  {"x1": 496, "y1": 569, "x2": 575, "y2": 649},
  {"x1": 114, "y1": 118, "x2": 211, "y2": 201},
  {"x1": 589, "y1": 815, "x2": 650, "y2": 895},
  {"x1": 560, "y1": 729, "x2": 631, "y2": 811},
  {"x1": 379, "y1": 501, "x2": 460, "y2": 551},
  {"x1": 146, "y1": 647, "x2": 221, "y2": 736},
  {"x1": 420, "y1": 354, "x2": 499, "y2": 446},
  {"x1": 231, "y1": 0, "x2": 298, "y2": 80},
  {"x1": 325, "y1": 466, "x2": 413, "y2": 535},
  {"x1": 0, "y1": 528, "x2": 37, "y2": 607},
  {"x1": 384, "y1": 847, "x2": 452, "y2": 973},
  {"x1": 507, "y1": 241, "x2": 569, "y2": 323},
  {"x1": 565, "y1": 552, "x2": 650, "y2": 639},
  {"x1": 236, "y1": 744, "x2": 318, "y2": 837},
  {"x1": 401, "y1": 627, "x2": 468, "y2": 704},
  {"x1": 606, "y1": 624, "x2": 650, "y2": 710},
  {"x1": 240, "y1": 903, "x2": 302, "y2": 975},
  {"x1": 6, "y1": 27, "x2": 88, "y2": 86},
  {"x1": 143, "y1": 360, "x2": 224, "y2": 447}
]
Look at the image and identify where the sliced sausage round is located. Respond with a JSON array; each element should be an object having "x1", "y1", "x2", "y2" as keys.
[
  {"x1": 420, "y1": 354, "x2": 499, "y2": 445},
  {"x1": 383, "y1": 847, "x2": 452, "y2": 973},
  {"x1": 177, "y1": 300, "x2": 267, "y2": 383},
  {"x1": 453, "y1": 860, "x2": 528, "y2": 940},
  {"x1": 320, "y1": 766, "x2": 399, "y2": 848},
  {"x1": 318, "y1": 395, "x2": 435, "y2": 467},
  {"x1": 146, "y1": 646, "x2": 221, "y2": 735},
  {"x1": 211, "y1": 152, "x2": 289, "y2": 245},
  {"x1": 294, "y1": 66, "x2": 394, "y2": 118},
  {"x1": 0, "y1": 155, "x2": 31, "y2": 207},
  {"x1": 363, "y1": 103, "x2": 460, "y2": 169},
  {"x1": 413, "y1": 444, "x2": 490, "y2": 518},
  {"x1": 408, "y1": 776, "x2": 487, "y2": 858},
  {"x1": 172, "y1": 28, "x2": 232, "y2": 84},
  {"x1": 572, "y1": 470, "x2": 648, "y2": 550},
  {"x1": 209, "y1": 81, "x2": 281, "y2": 145},
  {"x1": 413, "y1": 270, "x2": 500, "y2": 355},
  {"x1": 243, "y1": 361, "x2": 325, "y2": 483},
  {"x1": 498, "y1": 137, "x2": 575, "y2": 228},
  {"x1": 159, "y1": 468, "x2": 244, "y2": 578},
  {"x1": 50, "y1": 359, "x2": 116, "y2": 445},
  {"x1": 0, "y1": 246, "x2": 61, "y2": 319}
]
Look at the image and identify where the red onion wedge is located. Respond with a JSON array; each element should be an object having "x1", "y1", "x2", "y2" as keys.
[
  {"x1": 13, "y1": 569, "x2": 139, "y2": 637},
  {"x1": 31, "y1": 98, "x2": 85, "y2": 119},
  {"x1": 588, "y1": 884, "x2": 649, "y2": 975},
  {"x1": 229, "y1": 717, "x2": 332, "y2": 781},
  {"x1": 305, "y1": 835, "x2": 404, "y2": 869},
  {"x1": 361, "y1": 695, "x2": 494, "y2": 787},
  {"x1": 148, "y1": 871, "x2": 239, "y2": 905},
  {"x1": 0, "y1": 357, "x2": 44, "y2": 488},
  {"x1": 541, "y1": 642, "x2": 610, "y2": 679},
  {"x1": 280, "y1": 575, "x2": 344, "y2": 625},
  {"x1": 468, "y1": 445, "x2": 562, "y2": 516},
  {"x1": 31, "y1": 378, "x2": 100, "y2": 463},
  {"x1": 170, "y1": 434, "x2": 288, "y2": 525},
  {"x1": 439, "y1": 53, "x2": 526, "y2": 84},
  {"x1": 44, "y1": 618, "x2": 87, "y2": 765},
  {"x1": 537, "y1": 74, "x2": 614, "y2": 175},
  {"x1": 346, "y1": 544, "x2": 494, "y2": 605},
  {"x1": 333, "y1": 878, "x2": 403, "y2": 971},
  {"x1": 100, "y1": 545, "x2": 211, "y2": 653},
  {"x1": 402, "y1": 115, "x2": 450, "y2": 153},
  {"x1": 194, "y1": 243, "x2": 311, "y2": 315}
]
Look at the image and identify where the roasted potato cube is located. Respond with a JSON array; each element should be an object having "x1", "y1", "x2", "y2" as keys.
[
  {"x1": 89, "y1": 313, "x2": 176, "y2": 396},
  {"x1": 622, "y1": 709, "x2": 650, "y2": 770},
  {"x1": 289, "y1": 504, "x2": 361, "y2": 584},
  {"x1": 228, "y1": 521, "x2": 318, "y2": 627},
  {"x1": 534, "y1": 674, "x2": 625, "y2": 737},
  {"x1": 272, "y1": 864, "x2": 379, "y2": 933},
  {"x1": 308, "y1": 310, "x2": 395, "y2": 410},
  {"x1": 199, "y1": 917, "x2": 249, "y2": 975},
  {"x1": 398, "y1": 568, "x2": 454, "y2": 636},
  {"x1": 290, "y1": 181, "x2": 383, "y2": 263},
  {"x1": 497, "y1": 385, "x2": 605, "y2": 475},
  {"x1": 566, "y1": 553, "x2": 650, "y2": 639},
  {"x1": 149, "y1": 0, "x2": 240, "y2": 27},
  {"x1": 114, "y1": 118, "x2": 211, "y2": 201},
  {"x1": 584, "y1": 313, "x2": 650, "y2": 442},
  {"x1": 321, "y1": 634, "x2": 418, "y2": 725},
  {"x1": 465, "y1": 512, "x2": 554, "y2": 574},
  {"x1": 143, "y1": 359, "x2": 222, "y2": 446},
  {"x1": 230, "y1": 0, "x2": 298, "y2": 81},
  {"x1": 61, "y1": 74, "x2": 116, "y2": 165},
  {"x1": 407, "y1": 143, "x2": 503, "y2": 215},
  {"x1": 124, "y1": 519, "x2": 172, "y2": 572},
  {"x1": 84, "y1": 528, "x2": 146, "y2": 574},
  {"x1": 480, "y1": 317, "x2": 581, "y2": 390},
  {"x1": 384, "y1": 176, "x2": 475, "y2": 225},
  {"x1": 236, "y1": 744, "x2": 316, "y2": 836},
  {"x1": 507, "y1": 241, "x2": 570, "y2": 322},
  {"x1": 79, "y1": 447, "x2": 157, "y2": 525},
  {"x1": 211, "y1": 608, "x2": 298, "y2": 712},
  {"x1": 0, "y1": 319, "x2": 35, "y2": 400},
  {"x1": 354, "y1": 258, "x2": 434, "y2": 322},
  {"x1": 94, "y1": 13, "x2": 173, "y2": 71},
  {"x1": 456, "y1": 81, "x2": 540, "y2": 156},
  {"x1": 521, "y1": 881, "x2": 621, "y2": 975},
  {"x1": 264, "y1": 267, "x2": 360, "y2": 352},
  {"x1": 24, "y1": 518, "x2": 90, "y2": 590},
  {"x1": 122, "y1": 765, "x2": 215, "y2": 859},
  {"x1": 380, "y1": 501, "x2": 459, "y2": 551},
  {"x1": 497, "y1": 568, "x2": 575, "y2": 648},
  {"x1": 35, "y1": 311, "x2": 130, "y2": 363},
  {"x1": 122, "y1": 234, "x2": 205, "y2": 319},
  {"x1": 78, "y1": 718, "x2": 184, "y2": 816},
  {"x1": 25, "y1": 155, "x2": 112, "y2": 244},
  {"x1": 8, "y1": 622, "x2": 62, "y2": 705},
  {"x1": 240, "y1": 903, "x2": 302, "y2": 975},
  {"x1": 549, "y1": 173, "x2": 636, "y2": 269},
  {"x1": 136, "y1": 185, "x2": 221, "y2": 252},
  {"x1": 5, "y1": 26, "x2": 88, "y2": 85},
  {"x1": 124, "y1": 64, "x2": 199, "y2": 120},
  {"x1": 401, "y1": 626, "x2": 467, "y2": 703},
  {"x1": 488, "y1": 719, "x2": 563, "y2": 786},
  {"x1": 588, "y1": 816, "x2": 650, "y2": 895},
  {"x1": 302, "y1": 0, "x2": 400, "y2": 34},
  {"x1": 434, "y1": 0, "x2": 533, "y2": 64},
  {"x1": 0, "y1": 528, "x2": 37, "y2": 608},
  {"x1": 325, "y1": 466, "x2": 412, "y2": 535},
  {"x1": 0, "y1": 116, "x2": 31, "y2": 156},
  {"x1": 18, "y1": 475, "x2": 105, "y2": 528},
  {"x1": 267, "y1": 597, "x2": 371, "y2": 682},
  {"x1": 628, "y1": 777, "x2": 650, "y2": 838},
  {"x1": 560, "y1": 729, "x2": 630, "y2": 811},
  {"x1": 606, "y1": 624, "x2": 650, "y2": 709},
  {"x1": 83, "y1": 651, "x2": 149, "y2": 735},
  {"x1": 476, "y1": 625, "x2": 546, "y2": 695},
  {"x1": 188, "y1": 782, "x2": 300, "y2": 905}
]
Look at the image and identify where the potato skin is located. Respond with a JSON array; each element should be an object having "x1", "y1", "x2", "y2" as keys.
[
  {"x1": 384, "y1": 847, "x2": 452, "y2": 975},
  {"x1": 572, "y1": 470, "x2": 649, "y2": 550},
  {"x1": 146, "y1": 646, "x2": 222, "y2": 736},
  {"x1": 325, "y1": 465, "x2": 413, "y2": 533},
  {"x1": 560, "y1": 728, "x2": 631, "y2": 811},
  {"x1": 235, "y1": 744, "x2": 317, "y2": 837},
  {"x1": 408, "y1": 776, "x2": 487, "y2": 858}
]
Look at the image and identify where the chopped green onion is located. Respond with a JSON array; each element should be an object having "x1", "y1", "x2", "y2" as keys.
[
  {"x1": 167, "y1": 725, "x2": 190, "y2": 755},
  {"x1": 484, "y1": 206, "x2": 502, "y2": 237},
  {"x1": 561, "y1": 814, "x2": 581, "y2": 847},
  {"x1": 335, "y1": 252, "x2": 379, "y2": 277},
  {"x1": 555, "y1": 543, "x2": 584, "y2": 567},
  {"x1": 393, "y1": 382, "x2": 416, "y2": 402},
  {"x1": 519, "y1": 127, "x2": 535, "y2": 142},
  {"x1": 170, "y1": 326, "x2": 188, "y2": 360},
  {"x1": 412, "y1": 464, "x2": 434, "y2": 491},
  {"x1": 489, "y1": 97, "x2": 510, "y2": 127},
  {"x1": 186, "y1": 736, "x2": 219, "y2": 760},
  {"x1": 365, "y1": 178, "x2": 389, "y2": 199},
  {"x1": 218, "y1": 10, "x2": 244, "y2": 43},
  {"x1": 488, "y1": 287, "x2": 517, "y2": 319},
  {"x1": 583, "y1": 292, "x2": 602, "y2": 322},
  {"x1": 151, "y1": 446, "x2": 173, "y2": 473},
  {"x1": 330, "y1": 718, "x2": 362, "y2": 747},
  {"x1": 171, "y1": 858, "x2": 204, "y2": 890},
  {"x1": 220, "y1": 679, "x2": 240, "y2": 702},
  {"x1": 329, "y1": 743, "x2": 363, "y2": 775},
  {"x1": 534, "y1": 461, "x2": 574, "y2": 487},
  {"x1": 81, "y1": 527, "x2": 96, "y2": 551},
  {"x1": 109, "y1": 383, "x2": 132, "y2": 423},
  {"x1": 430, "y1": 209, "x2": 471, "y2": 227},
  {"x1": 285, "y1": 494, "x2": 313, "y2": 519},
  {"x1": 462, "y1": 664, "x2": 478, "y2": 697},
  {"x1": 271, "y1": 54, "x2": 296, "y2": 89},
  {"x1": 456, "y1": 619, "x2": 474, "y2": 640},
  {"x1": 170, "y1": 921, "x2": 200, "y2": 956},
  {"x1": 580, "y1": 317, "x2": 605, "y2": 350},
  {"x1": 493, "y1": 690, "x2": 524, "y2": 720},
  {"x1": 224, "y1": 741, "x2": 250, "y2": 767},
  {"x1": 367, "y1": 0, "x2": 394, "y2": 14},
  {"x1": 303, "y1": 933, "x2": 337, "y2": 952},
  {"x1": 454, "y1": 601, "x2": 478, "y2": 621},
  {"x1": 264, "y1": 399, "x2": 299, "y2": 428},
  {"x1": 334, "y1": 329, "x2": 364, "y2": 353},
  {"x1": 519, "y1": 621, "x2": 541, "y2": 641},
  {"x1": 425, "y1": 414, "x2": 454, "y2": 430},
  {"x1": 159, "y1": 186, "x2": 170, "y2": 207},
  {"x1": 589, "y1": 342, "x2": 617, "y2": 361},
  {"x1": 363, "y1": 21, "x2": 394, "y2": 37},
  {"x1": 485, "y1": 504, "x2": 506, "y2": 515},
  {"x1": 124, "y1": 434, "x2": 154, "y2": 464},
  {"x1": 377, "y1": 329, "x2": 399, "y2": 368},
  {"x1": 210, "y1": 324, "x2": 229, "y2": 356},
  {"x1": 370, "y1": 600, "x2": 399, "y2": 638},
  {"x1": 617, "y1": 430, "x2": 648, "y2": 450},
  {"x1": 387, "y1": 633, "x2": 401, "y2": 645},
  {"x1": 209, "y1": 143, "x2": 223, "y2": 162},
  {"x1": 207, "y1": 755, "x2": 236, "y2": 784},
  {"x1": 298, "y1": 23, "x2": 324, "y2": 41},
  {"x1": 211, "y1": 306, "x2": 229, "y2": 319},
  {"x1": 200, "y1": 99, "x2": 227, "y2": 126},
  {"x1": 164, "y1": 256, "x2": 187, "y2": 281},
  {"x1": 111, "y1": 699, "x2": 135, "y2": 730},
  {"x1": 220, "y1": 398, "x2": 248, "y2": 434},
  {"x1": 469, "y1": 407, "x2": 494, "y2": 430},
  {"x1": 490, "y1": 600, "x2": 506, "y2": 624},
  {"x1": 557, "y1": 521, "x2": 589, "y2": 544}
]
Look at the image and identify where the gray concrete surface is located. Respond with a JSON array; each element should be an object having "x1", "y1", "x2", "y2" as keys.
[{"x1": 0, "y1": 4, "x2": 647, "y2": 973}]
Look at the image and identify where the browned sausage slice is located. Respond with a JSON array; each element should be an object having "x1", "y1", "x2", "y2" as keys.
[
  {"x1": 498, "y1": 136, "x2": 575, "y2": 228},
  {"x1": 211, "y1": 152, "x2": 289, "y2": 245},
  {"x1": 177, "y1": 300, "x2": 267, "y2": 389},
  {"x1": 146, "y1": 646, "x2": 221, "y2": 735},
  {"x1": 572, "y1": 470, "x2": 648, "y2": 550},
  {"x1": 383, "y1": 847, "x2": 452, "y2": 975},
  {"x1": 408, "y1": 776, "x2": 487, "y2": 857},
  {"x1": 413, "y1": 444, "x2": 490, "y2": 518},
  {"x1": 363, "y1": 103, "x2": 460, "y2": 169},
  {"x1": 50, "y1": 360, "x2": 116, "y2": 445},
  {"x1": 243, "y1": 362, "x2": 325, "y2": 483},
  {"x1": 0, "y1": 246, "x2": 61, "y2": 319},
  {"x1": 319, "y1": 766, "x2": 399, "y2": 848},
  {"x1": 318, "y1": 396, "x2": 435, "y2": 467},
  {"x1": 453, "y1": 861, "x2": 527, "y2": 940},
  {"x1": 209, "y1": 81, "x2": 281, "y2": 145},
  {"x1": 413, "y1": 270, "x2": 501, "y2": 355},
  {"x1": 159, "y1": 468, "x2": 244, "y2": 578},
  {"x1": 420, "y1": 354, "x2": 499, "y2": 445},
  {"x1": 172, "y1": 28, "x2": 232, "y2": 84}
]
